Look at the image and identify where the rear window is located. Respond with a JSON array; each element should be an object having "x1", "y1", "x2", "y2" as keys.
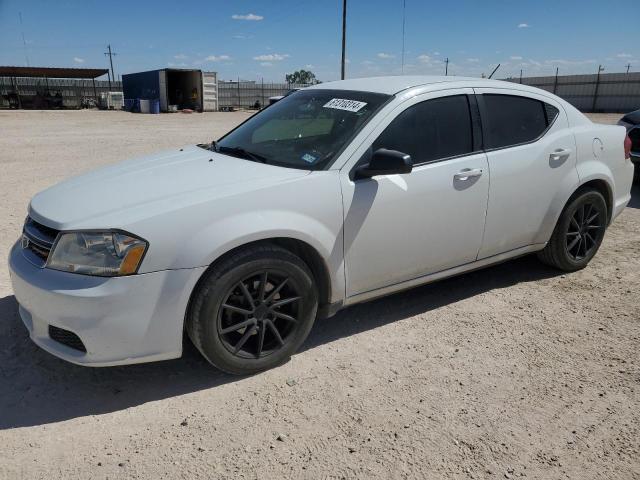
[{"x1": 482, "y1": 94, "x2": 558, "y2": 149}]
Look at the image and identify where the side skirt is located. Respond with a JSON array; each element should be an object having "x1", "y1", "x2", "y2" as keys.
[{"x1": 341, "y1": 243, "x2": 546, "y2": 308}]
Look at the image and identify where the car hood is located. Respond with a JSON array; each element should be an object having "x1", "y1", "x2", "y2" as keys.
[{"x1": 29, "y1": 145, "x2": 310, "y2": 230}]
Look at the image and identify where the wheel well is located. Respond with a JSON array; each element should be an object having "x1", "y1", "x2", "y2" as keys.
[
  {"x1": 573, "y1": 179, "x2": 613, "y2": 223},
  {"x1": 202, "y1": 238, "x2": 332, "y2": 308}
]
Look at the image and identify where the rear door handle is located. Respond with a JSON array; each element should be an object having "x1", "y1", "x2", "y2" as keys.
[
  {"x1": 454, "y1": 168, "x2": 483, "y2": 181},
  {"x1": 549, "y1": 148, "x2": 572, "y2": 162}
]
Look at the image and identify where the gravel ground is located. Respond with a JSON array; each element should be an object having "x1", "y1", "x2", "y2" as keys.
[{"x1": 0, "y1": 110, "x2": 638, "y2": 480}]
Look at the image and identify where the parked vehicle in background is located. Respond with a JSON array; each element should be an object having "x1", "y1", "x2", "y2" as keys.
[
  {"x1": 9, "y1": 76, "x2": 634, "y2": 375},
  {"x1": 618, "y1": 109, "x2": 640, "y2": 180},
  {"x1": 268, "y1": 88, "x2": 300, "y2": 105}
]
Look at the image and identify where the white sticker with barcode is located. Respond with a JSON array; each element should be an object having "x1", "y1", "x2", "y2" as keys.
[{"x1": 323, "y1": 98, "x2": 367, "y2": 112}]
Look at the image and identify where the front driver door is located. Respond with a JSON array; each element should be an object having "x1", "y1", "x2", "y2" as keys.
[{"x1": 340, "y1": 90, "x2": 490, "y2": 297}]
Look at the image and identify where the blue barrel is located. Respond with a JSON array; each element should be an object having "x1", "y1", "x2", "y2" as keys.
[
  {"x1": 124, "y1": 99, "x2": 135, "y2": 111},
  {"x1": 150, "y1": 99, "x2": 160, "y2": 114}
]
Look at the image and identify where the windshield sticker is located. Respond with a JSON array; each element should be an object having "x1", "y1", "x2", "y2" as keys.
[
  {"x1": 323, "y1": 98, "x2": 367, "y2": 112},
  {"x1": 301, "y1": 153, "x2": 317, "y2": 164}
]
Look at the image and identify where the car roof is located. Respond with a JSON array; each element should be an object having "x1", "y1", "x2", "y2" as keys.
[{"x1": 305, "y1": 75, "x2": 537, "y2": 96}]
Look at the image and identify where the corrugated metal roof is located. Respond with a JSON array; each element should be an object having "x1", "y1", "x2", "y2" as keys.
[{"x1": 0, "y1": 66, "x2": 109, "y2": 79}]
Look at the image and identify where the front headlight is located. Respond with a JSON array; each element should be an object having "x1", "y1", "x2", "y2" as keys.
[{"x1": 47, "y1": 231, "x2": 148, "y2": 277}]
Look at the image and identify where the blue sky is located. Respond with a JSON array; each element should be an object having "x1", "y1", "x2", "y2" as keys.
[{"x1": 0, "y1": 0, "x2": 637, "y2": 82}]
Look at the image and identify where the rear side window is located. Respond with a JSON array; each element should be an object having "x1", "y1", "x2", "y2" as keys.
[
  {"x1": 373, "y1": 95, "x2": 474, "y2": 164},
  {"x1": 482, "y1": 94, "x2": 558, "y2": 149}
]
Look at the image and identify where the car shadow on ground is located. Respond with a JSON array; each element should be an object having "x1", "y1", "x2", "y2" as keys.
[
  {"x1": 0, "y1": 254, "x2": 560, "y2": 430},
  {"x1": 627, "y1": 182, "x2": 640, "y2": 209}
]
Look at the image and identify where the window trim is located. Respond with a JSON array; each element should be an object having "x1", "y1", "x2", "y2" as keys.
[
  {"x1": 349, "y1": 93, "x2": 482, "y2": 180},
  {"x1": 476, "y1": 93, "x2": 560, "y2": 153}
]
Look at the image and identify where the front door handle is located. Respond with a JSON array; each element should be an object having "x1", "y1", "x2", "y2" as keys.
[
  {"x1": 549, "y1": 148, "x2": 572, "y2": 162},
  {"x1": 454, "y1": 168, "x2": 483, "y2": 181}
]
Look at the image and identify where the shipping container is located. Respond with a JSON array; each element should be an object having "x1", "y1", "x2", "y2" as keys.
[{"x1": 122, "y1": 69, "x2": 218, "y2": 112}]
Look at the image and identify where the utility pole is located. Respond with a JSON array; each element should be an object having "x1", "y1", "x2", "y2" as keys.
[
  {"x1": 104, "y1": 44, "x2": 118, "y2": 89},
  {"x1": 401, "y1": 0, "x2": 406, "y2": 74},
  {"x1": 553, "y1": 66, "x2": 559, "y2": 93},
  {"x1": 592, "y1": 65, "x2": 604, "y2": 112},
  {"x1": 519, "y1": 69, "x2": 523, "y2": 83},
  {"x1": 626, "y1": 63, "x2": 631, "y2": 74},
  {"x1": 341, "y1": 0, "x2": 347, "y2": 80},
  {"x1": 445, "y1": 57, "x2": 449, "y2": 76}
]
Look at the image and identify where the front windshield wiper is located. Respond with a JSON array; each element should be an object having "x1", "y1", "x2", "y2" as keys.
[{"x1": 217, "y1": 145, "x2": 269, "y2": 164}]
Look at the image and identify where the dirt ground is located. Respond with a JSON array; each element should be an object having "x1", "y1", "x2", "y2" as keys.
[{"x1": 0, "y1": 110, "x2": 638, "y2": 480}]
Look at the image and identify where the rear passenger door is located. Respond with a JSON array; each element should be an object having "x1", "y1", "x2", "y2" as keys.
[{"x1": 475, "y1": 89, "x2": 579, "y2": 259}]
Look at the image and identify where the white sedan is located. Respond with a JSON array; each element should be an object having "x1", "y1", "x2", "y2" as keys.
[{"x1": 9, "y1": 76, "x2": 634, "y2": 374}]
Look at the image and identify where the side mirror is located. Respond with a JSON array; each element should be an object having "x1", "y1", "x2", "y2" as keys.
[{"x1": 354, "y1": 148, "x2": 413, "y2": 179}]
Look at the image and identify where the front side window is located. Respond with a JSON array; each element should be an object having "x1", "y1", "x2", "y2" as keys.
[
  {"x1": 372, "y1": 95, "x2": 474, "y2": 164},
  {"x1": 215, "y1": 89, "x2": 390, "y2": 170},
  {"x1": 482, "y1": 94, "x2": 558, "y2": 149}
]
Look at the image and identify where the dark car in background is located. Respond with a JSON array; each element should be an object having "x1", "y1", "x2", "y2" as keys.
[{"x1": 619, "y1": 110, "x2": 640, "y2": 180}]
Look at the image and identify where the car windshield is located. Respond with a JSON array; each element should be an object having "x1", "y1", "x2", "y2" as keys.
[{"x1": 214, "y1": 89, "x2": 391, "y2": 170}]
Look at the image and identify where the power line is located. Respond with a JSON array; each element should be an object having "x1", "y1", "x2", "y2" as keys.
[
  {"x1": 18, "y1": 12, "x2": 30, "y2": 67},
  {"x1": 341, "y1": 0, "x2": 347, "y2": 80},
  {"x1": 401, "y1": 0, "x2": 406, "y2": 74}
]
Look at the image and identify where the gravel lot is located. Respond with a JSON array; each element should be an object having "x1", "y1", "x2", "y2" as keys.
[{"x1": 0, "y1": 110, "x2": 638, "y2": 479}]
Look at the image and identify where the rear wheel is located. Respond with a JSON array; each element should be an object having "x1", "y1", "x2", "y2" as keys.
[
  {"x1": 537, "y1": 189, "x2": 607, "y2": 271},
  {"x1": 187, "y1": 244, "x2": 318, "y2": 375}
]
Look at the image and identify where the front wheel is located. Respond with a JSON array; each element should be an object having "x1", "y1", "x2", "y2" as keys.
[
  {"x1": 186, "y1": 244, "x2": 318, "y2": 375},
  {"x1": 537, "y1": 189, "x2": 607, "y2": 271}
]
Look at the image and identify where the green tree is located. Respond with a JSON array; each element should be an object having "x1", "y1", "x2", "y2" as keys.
[{"x1": 285, "y1": 69, "x2": 319, "y2": 85}]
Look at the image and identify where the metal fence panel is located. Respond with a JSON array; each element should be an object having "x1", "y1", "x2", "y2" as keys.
[
  {"x1": 218, "y1": 81, "x2": 312, "y2": 109},
  {"x1": 0, "y1": 77, "x2": 122, "y2": 109},
  {"x1": 504, "y1": 72, "x2": 640, "y2": 113}
]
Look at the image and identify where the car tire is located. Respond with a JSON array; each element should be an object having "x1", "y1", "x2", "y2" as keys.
[
  {"x1": 186, "y1": 244, "x2": 318, "y2": 375},
  {"x1": 537, "y1": 189, "x2": 608, "y2": 272}
]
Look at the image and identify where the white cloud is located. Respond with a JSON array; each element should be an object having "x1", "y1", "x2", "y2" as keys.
[
  {"x1": 510, "y1": 56, "x2": 523, "y2": 60},
  {"x1": 168, "y1": 62, "x2": 187, "y2": 67},
  {"x1": 616, "y1": 53, "x2": 633, "y2": 58},
  {"x1": 361, "y1": 60, "x2": 375, "y2": 65},
  {"x1": 433, "y1": 51, "x2": 440, "y2": 56},
  {"x1": 466, "y1": 58, "x2": 480, "y2": 63},
  {"x1": 174, "y1": 53, "x2": 187, "y2": 60},
  {"x1": 304, "y1": 64, "x2": 314, "y2": 69},
  {"x1": 73, "y1": 57, "x2": 84, "y2": 64},
  {"x1": 518, "y1": 23, "x2": 529, "y2": 28},
  {"x1": 232, "y1": 13, "x2": 263, "y2": 21},
  {"x1": 417, "y1": 54, "x2": 432, "y2": 63},
  {"x1": 260, "y1": 62, "x2": 273, "y2": 67},
  {"x1": 377, "y1": 52, "x2": 395, "y2": 59},
  {"x1": 204, "y1": 55, "x2": 230, "y2": 62},
  {"x1": 253, "y1": 53, "x2": 289, "y2": 61}
]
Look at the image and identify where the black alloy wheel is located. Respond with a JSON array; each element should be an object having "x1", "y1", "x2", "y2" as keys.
[
  {"x1": 565, "y1": 201, "x2": 605, "y2": 261},
  {"x1": 537, "y1": 189, "x2": 607, "y2": 271},
  {"x1": 187, "y1": 244, "x2": 318, "y2": 375},
  {"x1": 218, "y1": 270, "x2": 302, "y2": 359}
]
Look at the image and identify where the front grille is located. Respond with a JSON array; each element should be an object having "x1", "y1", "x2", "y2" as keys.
[
  {"x1": 22, "y1": 217, "x2": 59, "y2": 267},
  {"x1": 48, "y1": 325, "x2": 87, "y2": 353}
]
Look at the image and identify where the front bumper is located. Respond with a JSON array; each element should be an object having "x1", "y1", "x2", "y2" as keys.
[{"x1": 8, "y1": 241, "x2": 206, "y2": 366}]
